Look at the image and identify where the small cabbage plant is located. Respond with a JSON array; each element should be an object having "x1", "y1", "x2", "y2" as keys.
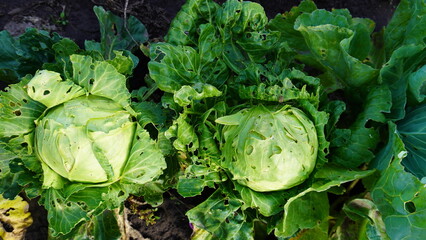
[
  {"x1": 0, "y1": 54, "x2": 166, "y2": 237},
  {"x1": 216, "y1": 105, "x2": 318, "y2": 192}
]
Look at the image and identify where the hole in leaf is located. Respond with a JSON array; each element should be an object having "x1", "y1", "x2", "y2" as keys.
[
  {"x1": 272, "y1": 145, "x2": 282, "y2": 155},
  {"x1": 0, "y1": 220, "x2": 13, "y2": 232},
  {"x1": 9, "y1": 102, "x2": 16, "y2": 107},
  {"x1": 13, "y1": 110, "x2": 22, "y2": 116},
  {"x1": 246, "y1": 145, "x2": 254, "y2": 155},
  {"x1": 66, "y1": 87, "x2": 72, "y2": 94},
  {"x1": 43, "y1": 90, "x2": 50, "y2": 95},
  {"x1": 249, "y1": 130, "x2": 267, "y2": 140},
  {"x1": 90, "y1": 65, "x2": 95, "y2": 70},
  {"x1": 89, "y1": 78, "x2": 95, "y2": 85},
  {"x1": 324, "y1": 148, "x2": 329, "y2": 154},
  {"x1": 4, "y1": 208, "x2": 14, "y2": 216},
  {"x1": 23, "y1": 99, "x2": 28, "y2": 103},
  {"x1": 404, "y1": 201, "x2": 416, "y2": 213},
  {"x1": 21, "y1": 142, "x2": 28, "y2": 148}
]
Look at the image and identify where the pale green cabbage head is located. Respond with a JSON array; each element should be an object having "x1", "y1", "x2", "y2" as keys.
[
  {"x1": 216, "y1": 105, "x2": 318, "y2": 192},
  {"x1": 35, "y1": 95, "x2": 136, "y2": 183}
]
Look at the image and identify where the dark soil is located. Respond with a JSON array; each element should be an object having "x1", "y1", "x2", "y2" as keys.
[
  {"x1": 24, "y1": 197, "x2": 48, "y2": 240},
  {"x1": 126, "y1": 194, "x2": 192, "y2": 240},
  {"x1": 0, "y1": 0, "x2": 399, "y2": 239}
]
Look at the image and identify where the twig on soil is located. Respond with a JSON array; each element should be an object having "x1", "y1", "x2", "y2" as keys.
[{"x1": 123, "y1": 0, "x2": 142, "y2": 47}]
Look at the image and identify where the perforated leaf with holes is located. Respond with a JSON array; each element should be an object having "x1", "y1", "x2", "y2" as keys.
[
  {"x1": 43, "y1": 188, "x2": 90, "y2": 236},
  {"x1": 294, "y1": 9, "x2": 378, "y2": 87},
  {"x1": 70, "y1": 54, "x2": 134, "y2": 113},
  {"x1": 0, "y1": 76, "x2": 45, "y2": 137},
  {"x1": 120, "y1": 125, "x2": 166, "y2": 185},
  {"x1": 27, "y1": 70, "x2": 85, "y2": 108},
  {"x1": 186, "y1": 189, "x2": 254, "y2": 240},
  {"x1": 275, "y1": 165, "x2": 375, "y2": 238},
  {"x1": 371, "y1": 123, "x2": 426, "y2": 240},
  {"x1": 0, "y1": 195, "x2": 33, "y2": 240}
]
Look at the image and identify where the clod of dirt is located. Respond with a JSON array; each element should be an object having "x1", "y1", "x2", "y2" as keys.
[
  {"x1": 4, "y1": 16, "x2": 57, "y2": 36},
  {"x1": 126, "y1": 198, "x2": 192, "y2": 240}
]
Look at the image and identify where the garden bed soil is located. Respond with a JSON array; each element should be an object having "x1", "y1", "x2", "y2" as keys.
[{"x1": 0, "y1": 0, "x2": 399, "y2": 239}]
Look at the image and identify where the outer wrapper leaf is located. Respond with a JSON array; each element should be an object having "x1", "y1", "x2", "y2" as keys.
[
  {"x1": 0, "y1": 134, "x2": 43, "y2": 198},
  {"x1": 165, "y1": 0, "x2": 219, "y2": 46},
  {"x1": 177, "y1": 122, "x2": 225, "y2": 197},
  {"x1": 121, "y1": 125, "x2": 166, "y2": 185},
  {"x1": 407, "y1": 65, "x2": 426, "y2": 103},
  {"x1": 52, "y1": 210, "x2": 121, "y2": 240},
  {"x1": 87, "y1": 6, "x2": 148, "y2": 59},
  {"x1": 43, "y1": 188, "x2": 90, "y2": 236},
  {"x1": 341, "y1": 199, "x2": 389, "y2": 240},
  {"x1": 0, "y1": 76, "x2": 45, "y2": 137},
  {"x1": 268, "y1": 0, "x2": 317, "y2": 52},
  {"x1": 174, "y1": 85, "x2": 222, "y2": 107},
  {"x1": 330, "y1": 85, "x2": 392, "y2": 168},
  {"x1": 165, "y1": 114, "x2": 199, "y2": 153},
  {"x1": 371, "y1": 123, "x2": 426, "y2": 240},
  {"x1": 379, "y1": 45, "x2": 426, "y2": 120},
  {"x1": 234, "y1": 183, "x2": 287, "y2": 217},
  {"x1": 278, "y1": 191, "x2": 329, "y2": 239},
  {"x1": 187, "y1": 189, "x2": 254, "y2": 240},
  {"x1": 384, "y1": 0, "x2": 426, "y2": 57},
  {"x1": 149, "y1": 40, "x2": 227, "y2": 95},
  {"x1": 70, "y1": 54, "x2": 134, "y2": 113},
  {"x1": 397, "y1": 104, "x2": 426, "y2": 178},
  {"x1": 275, "y1": 165, "x2": 375, "y2": 238},
  {"x1": 295, "y1": 9, "x2": 378, "y2": 88},
  {"x1": 0, "y1": 29, "x2": 62, "y2": 82},
  {"x1": 177, "y1": 164, "x2": 224, "y2": 197},
  {"x1": 149, "y1": 43, "x2": 200, "y2": 92},
  {"x1": 27, "y1": 70, "x2": 85, "y2": 108}
]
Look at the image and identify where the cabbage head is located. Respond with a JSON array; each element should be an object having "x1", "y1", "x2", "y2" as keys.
[
  {"x1": 216, "y1": 105, "x2": 318, "y2": 192},
  {"x1": 34, "y1": 95, "x2": 136, "y2": 183}
]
